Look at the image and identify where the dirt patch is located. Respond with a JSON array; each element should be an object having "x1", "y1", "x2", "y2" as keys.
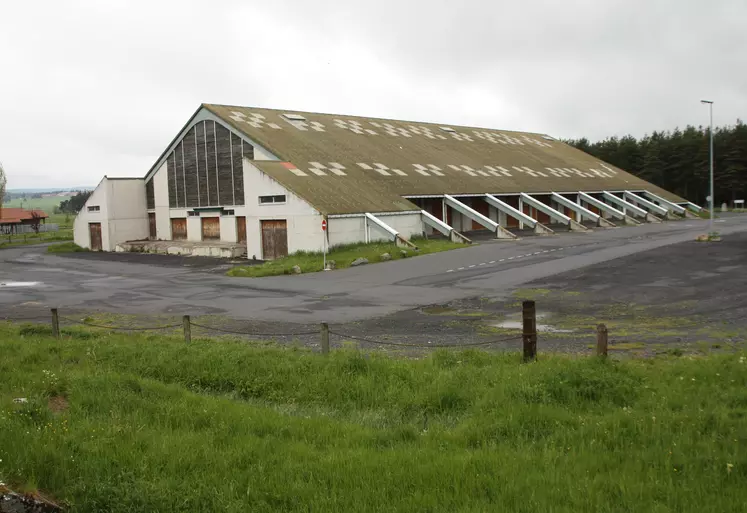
[
  {"x1": 53, "y1": 250, "x2": 260, "y2": 272},
  {"x1": 47, "y1": 395, "x2": 68, "y2": 414},
  {"x1": 0, "y1": 485, "x2": 62, "y2": 513}
]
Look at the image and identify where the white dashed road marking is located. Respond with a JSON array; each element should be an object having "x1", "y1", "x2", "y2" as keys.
[{"x1": 443, "y1": 241, "x2": 585, "y2": 275}]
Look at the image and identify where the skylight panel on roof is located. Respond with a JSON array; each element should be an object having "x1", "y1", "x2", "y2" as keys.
[
  {"x1": 439, "y1": 126, "x2": 456, "y2": 133},
  {"x1": 542, "y1": 135, "x2": 555, "y2": 141},
  {"x1": 282, "y1": 113, "x2": 307, "y2": 121}
]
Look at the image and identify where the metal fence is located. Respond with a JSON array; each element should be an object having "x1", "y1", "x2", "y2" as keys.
[{"x1": 2, "y1": 223, "x2": 60, "y2": 235}]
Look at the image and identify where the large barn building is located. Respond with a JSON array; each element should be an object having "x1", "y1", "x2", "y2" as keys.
[{"x1": 74, "y1": 104, "x2": 698, "y2": 259}]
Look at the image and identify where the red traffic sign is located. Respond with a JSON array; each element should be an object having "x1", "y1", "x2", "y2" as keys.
[{"x1": 321, "y1": 219, "x2": 327, "y2": 231}]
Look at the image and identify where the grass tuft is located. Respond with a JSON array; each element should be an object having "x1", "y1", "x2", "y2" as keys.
[{"x1": 46, "y1": 242, "x2": 87, "y2": 253}]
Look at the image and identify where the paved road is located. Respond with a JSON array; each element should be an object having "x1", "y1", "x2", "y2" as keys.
[{"x1": 2, "y1": 215, "x2": 746, "y2": 323}]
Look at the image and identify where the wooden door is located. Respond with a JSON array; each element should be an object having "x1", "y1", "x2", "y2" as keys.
[
  {"x1": 201, "y1": 217, "x2": 220, "y2": 241},
  {"x1": 261, "y1": 219, "x2": 288, "y2": 260},
  {"x1": 504, "y1": 196, "x2": 520, "y2": 228},
  {"x1": 89, "y1": 223, "x2": 102, "y2": 251},
  {"x1": 171, "y1": 218, "x2": 187, "y2": 240},
  {"x1": 236, "y1": 216, "x2": 247, "y2": 244},
  {"x1": 471, "y1": 198, "x2": 490, "y2": 230},
  {"x1": 148, "y1": 213, "x2": 156, "y2": 239}
]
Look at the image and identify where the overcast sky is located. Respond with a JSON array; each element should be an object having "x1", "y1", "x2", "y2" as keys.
[{"x1": 1, "y1": 0, "x2": 745, "y2": 189}]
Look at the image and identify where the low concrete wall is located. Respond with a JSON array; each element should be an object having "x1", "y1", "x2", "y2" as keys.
[{"x1": 115, "y1": 241, "x2": 246, "y2": 258}]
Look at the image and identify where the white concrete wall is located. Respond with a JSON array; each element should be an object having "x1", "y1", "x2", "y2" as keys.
[
  {"x1": 377, "y1": 213, "x2": 423, "y2": 239},
  {"x1": 152, "y1": 161, "x2": 170, "y2": 239},
  {"x1": 73, "y1": 178, "x2": 109, "y2": 250},
  {"x1": 220, "y1": 215, "x2": 238, "y2": 242},
  {"x1": 107, "y1": 180, "x2": 148, "y2": 247},
  {"x1": 328, "y1": 217, "x2": 366, "y2": 246},
  {"x1": 243, "y1": 160, "x2": 322, "y2": 259},
  {"x1": 328, "y1": 213, "x2": 423, "y2": 247},
  {"x1": 73, "y1": 178, "x2": 147, "y2": 251},
  {"x1": 186, "y1": 216, "x2": 201, "y2": 241}
]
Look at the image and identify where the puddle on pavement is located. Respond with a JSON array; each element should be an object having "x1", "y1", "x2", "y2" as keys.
[
  {"x1": 0, "y1": 281, "x2": 42, "y2": 288},
  {"x1": 492, "y1": 320, "x2": 574, "y2": 333},
  {"x1": 491, "y1": 312, "x2": 574, "y2": 333}
]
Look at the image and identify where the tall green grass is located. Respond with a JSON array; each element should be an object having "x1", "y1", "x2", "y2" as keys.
[{"x1": 0, "y1": 323, "x2": 745, "y2": 512}]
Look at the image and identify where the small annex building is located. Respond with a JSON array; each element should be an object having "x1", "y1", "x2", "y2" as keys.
[
  {"x1": 74, "y1": 104, "x2": 697, "y2": 258},
  {"x1": 0, "y1": 208, "x2": 49, "y2": 234}
]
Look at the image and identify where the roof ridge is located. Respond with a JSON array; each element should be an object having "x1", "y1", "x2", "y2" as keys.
[{"x1": 202, "y1": 103, "x2": 549, "y2": 137}]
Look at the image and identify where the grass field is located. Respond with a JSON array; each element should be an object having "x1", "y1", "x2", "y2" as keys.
[
  {"x1": 3, "y1": 196, "x2": 69, "y2": 213},
  {"x1": 0, "y1": 323, "x2": 745, "y2": 512},
  {"x1": 229, "y1": 238, "x2": 466, "y2": 277},
  {"x1": 0, "y1": 229, "x2": 73, "y2": 249}
]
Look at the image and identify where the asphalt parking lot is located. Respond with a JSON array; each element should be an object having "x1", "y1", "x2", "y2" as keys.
[{"x1": 2, "y1": 214, "x2": 746, "y2": 353}]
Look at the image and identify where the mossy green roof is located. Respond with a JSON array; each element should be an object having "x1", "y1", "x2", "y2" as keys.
[{"x1": 204, "y1": 104, "x2": 684, "y2": 215}]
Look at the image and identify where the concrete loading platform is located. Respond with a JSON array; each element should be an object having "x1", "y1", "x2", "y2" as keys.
[{"x1": 116, "y1": 240, "x2": 247, "y2": 258}]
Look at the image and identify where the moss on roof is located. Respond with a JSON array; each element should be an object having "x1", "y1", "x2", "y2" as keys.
[{"x1": 204, "y1": 104, "x2": 684, "y2": 214}]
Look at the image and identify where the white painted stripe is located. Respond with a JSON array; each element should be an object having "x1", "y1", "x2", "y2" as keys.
[
  {"x1": 534, "y1": 252, "x2": 542, "y2": 255},
  {"x1": 357, "y1": 163, "x2": 372, "y2": 169},
  {"x1": 392, "y1": 169, "x2": 408, "y2": 176},
  {"x1": 413, "y1": 169, "x2": 430, "y2": 176},
  {"x1": 499, "y1": 258, "x2": 505, "y2": 262},
  {"x1": 374, "y1": 169, "x2": 391, "y2": 176},
  {"x1": 489, "y1": 260, "x2": 496, "y2": 264},
  {"x1": 429, "y1": 169, "x2": 445, "y2": 176},
  {"x1": 469, "y1": 265, "x2": 476, "y2": 268},
  {"x1": 446, "y1": 269, "x2": 454, "y2": 273},
  {"x1": 329, "y1": 168, "x2": 347, "y2": 176},
  {"x1": 479, "y1": 262, "x2": 486, "y2": 266},
  {"x1": 475, "y1": 170, "x2": 490, "y2": 177},
  {"x1": 309, "y1": 168, "x2": 327, "y2": 176},
  {"x1": 289, "y1": 168, "x2": 308, "y2": 177},
  {"x1": 508, "y1": 257, "x2": 514, "y2": 260}
]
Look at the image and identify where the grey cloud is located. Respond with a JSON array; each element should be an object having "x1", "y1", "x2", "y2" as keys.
[{"x1": 1, "y1": 0, "x2": 745, "y2": 188}]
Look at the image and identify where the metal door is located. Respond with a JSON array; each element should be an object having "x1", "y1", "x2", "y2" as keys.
[
  {"x1": 148, "y1": 213, "x2": 156, "y2": 239},
  {"x1": 171, "y1": 218, "x2": 187, "y2": 240},
  {"x1": 261, "y1": 219, "x2": 288, "y2": 260},
  {"x1": 236, "y1": 216, "x2": 247, "y2": 244},
  {"x1": 89, "y1": 223, "x2": 102, "y2": 251},
  {"x1": 201, "y1": 217, "x2": 220, "y2": 241}
]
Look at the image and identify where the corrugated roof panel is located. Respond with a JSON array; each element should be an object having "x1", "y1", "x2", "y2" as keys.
[{"x1": 203, "y1": 104, "x2": 686, "y2": 213}]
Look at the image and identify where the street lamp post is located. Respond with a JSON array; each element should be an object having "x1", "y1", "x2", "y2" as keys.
[{"x1": 701, "y1": 100, "x2": 714, "y2": 235}]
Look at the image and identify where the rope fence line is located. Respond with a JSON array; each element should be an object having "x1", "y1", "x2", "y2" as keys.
[{"x1": 2, "y1": 301, "x2": 674, "y2": 359}]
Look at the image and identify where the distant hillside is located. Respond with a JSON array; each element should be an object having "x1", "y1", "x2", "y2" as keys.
[{"x1": 7, "y1": 187, "x2": 93, "y2": 193}]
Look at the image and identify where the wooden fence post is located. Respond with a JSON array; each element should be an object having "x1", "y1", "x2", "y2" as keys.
[
  {"x1": 51, "y1": 308, "x2": 60, "y2": 339},
  {"x1": 522, "y1": 300, "x2": 537, "y2": 362},
  {"x1": 183, "y1": 315, "x2": 191, "y2": 344},
  {"x1": 596, "y1": 323, "x2": 608, "y2": 357},
  {"x1": 320, "y1": 323, "x2": 330, "y2": 354}
]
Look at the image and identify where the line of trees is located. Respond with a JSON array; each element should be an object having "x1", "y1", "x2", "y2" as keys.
[
  {"x1": 566, "y1": 120, "x2": 747, "y2": 206},
  {"x1": 56, "y1": 191, "x2": 93, "y2": 214}
]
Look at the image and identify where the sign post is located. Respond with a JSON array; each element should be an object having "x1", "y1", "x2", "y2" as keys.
[{"x1": 322, "y1": 219, "x2": 328, "y2": 270}]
